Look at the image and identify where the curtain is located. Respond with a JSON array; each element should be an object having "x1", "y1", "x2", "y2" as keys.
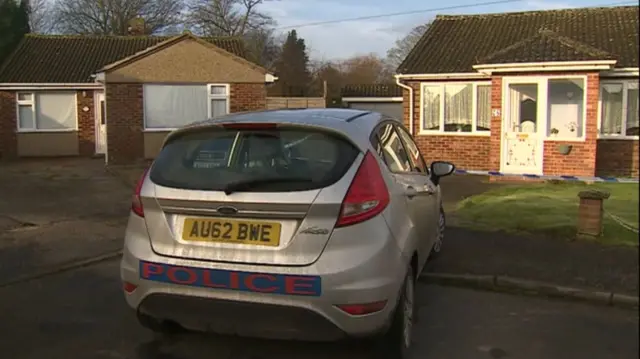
[
  {"x1": 626, "y1": 87, "x2": 639, "y2": 135},
  {"x1": 36, "y1": 92, "x2": 76, "y2": 130},
  {"x1": 601, "y1": 83, "x2": 623, "y2": 135},
  {"x1": 422, "y1": 86, "x2": 440, "y2": 130},
  {"x1": 444, "y1": 84, "x2": 472, "y2": 132},
  {"x1": 144, "y1": 85, "x2": 208, "y2": 129},
  {"x1": 477, "y1": 85, "x2": 491, "y2": 131}
]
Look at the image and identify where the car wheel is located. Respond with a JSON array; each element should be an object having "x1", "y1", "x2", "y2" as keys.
[
  {"x1": 430, "y1": 206, "x2": 445, "y2": 258},
  {"x1": 376, "y1": 269, "x2": 415, "y2": 359},
  {"x1": 136, "y1": 312, "x2": 183, "y2": 335}
]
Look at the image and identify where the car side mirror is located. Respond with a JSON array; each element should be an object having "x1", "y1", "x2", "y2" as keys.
[{"x1": 430, "y1": 161, "x2": 455, "y2": 185}]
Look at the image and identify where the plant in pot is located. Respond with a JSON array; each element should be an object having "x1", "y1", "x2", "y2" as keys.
[{"x1": 550, "y1": 128, "x2": 559, "y2": 137}]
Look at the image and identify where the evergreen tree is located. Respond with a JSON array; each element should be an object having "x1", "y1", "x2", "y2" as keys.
[
  {"x1": 0, "y1": 0, "x2": 30, "y2": 66},
  {"x1": 272, "y1": 30, "x2": 311, "y2": 96}
]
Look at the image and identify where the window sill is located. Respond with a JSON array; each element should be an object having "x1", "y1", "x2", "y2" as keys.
[
  {"x1": 17, "y1": 129, "x2": 77, "y2": 133},
  {"x1": 418, "y1": 131, "x2": 491, "y2": 137},
  {"x1": 597, "y1": 135, "x2": 640, "y2": 141},
  {"x1": 544, "y1": 137, "x2": 586, "y2": 142}
]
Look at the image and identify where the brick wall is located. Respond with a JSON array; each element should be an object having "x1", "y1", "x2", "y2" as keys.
[
  {"x1": 402, "y1": 81, "x2": 491, "y2": 170},
  {"x1": 106, "y1": 83, "x2": 144, "y2": 165},
  {"x1": 0, "y1": 91, "x2": 17, "y2": 159},
  {"x1": 596, "y1": 139, "x2": 640, "y2": 178},
  {"x1": 77, "y1": 90, "x2": 95, "y2": 156},
  {"x1": 230, "y1": 83, "x2": 266, "y2": 113}
]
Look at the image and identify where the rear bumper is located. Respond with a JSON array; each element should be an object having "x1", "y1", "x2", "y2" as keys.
[
  {"x1": 139, "y1": 293, "x2": 347, "y2": 341},
  {"x1": 121, "y1": 214, "x2": 409, "y2": 340}
]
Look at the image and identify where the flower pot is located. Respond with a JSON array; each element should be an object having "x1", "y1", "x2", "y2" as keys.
[{"x1": 558, "y1": 144, "x2": 573, "y2": 155}]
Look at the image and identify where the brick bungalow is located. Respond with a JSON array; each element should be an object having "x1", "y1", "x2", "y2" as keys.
[
  {"x1": 395, "y1": 5, "x2": 639, "y2": 178},
  {"x1": 0, "y1": 32, "x2": 276, "y2": 164}
]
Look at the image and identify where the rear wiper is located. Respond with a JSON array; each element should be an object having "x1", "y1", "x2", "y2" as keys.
[{"x1": 223, "y1": 177, "x2": 314, "y2": 195}]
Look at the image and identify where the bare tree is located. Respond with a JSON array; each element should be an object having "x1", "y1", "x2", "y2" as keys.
[
  {"x1": 340, "y1": 53, "x2": 394, "y2": 84},
  {"x1": 386, "y1": 22, "x2": 431, "y2": 69},
  {"x1": 187, "y1": 0, "x2": 275, "y2": 36},
  {"x1": 243, "y1": 26, "x2": 282, "y2": 69},
  {"x1": 28, "y1": 0, "x2": 54, "y2": 33},
  {"x1": 52, "y1": 0, "x2": 186, "y2": 35}
]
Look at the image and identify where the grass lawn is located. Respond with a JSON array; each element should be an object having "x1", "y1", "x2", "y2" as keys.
[{"x1": 453, "y1": 181, "x2": 639, "y2": 246}]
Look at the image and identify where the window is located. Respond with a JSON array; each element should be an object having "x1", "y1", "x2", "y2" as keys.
[
  {"x1": 600, "y1": 80, "x2": 639, "y2": 137},
  {"x1": 395, "y1": 125, "x2": 428, "y2": 173},
  {"x1": 547, "y1": 78, "x2": 585, "y2": 138},
  {"x1": 16, "y1": 92, "x2": 77, "y2": 132},
  {"x1": 421, "y1": 82, "x2": 491, "y2": 134},
  {"x1": 208, "y1": 84, "x2": 230, "y2": 118},
  {"x1": 375, "y1": 123, "x2": 413, "y2": 173},
  {"x1": 143, "y1": 84, "x2": 230, "y2": 130},
  {"x1": 150, "y1": 127, "x2": 358, "y2": 192}
]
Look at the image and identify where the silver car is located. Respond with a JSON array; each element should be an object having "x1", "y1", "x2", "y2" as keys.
[{"x1": 120, "y1": 109, "x2": 455, "y2": 358}]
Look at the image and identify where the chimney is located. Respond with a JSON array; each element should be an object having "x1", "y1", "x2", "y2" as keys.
[{"x1": 128, "y1": 17, "x2": 145, "y2": 35}]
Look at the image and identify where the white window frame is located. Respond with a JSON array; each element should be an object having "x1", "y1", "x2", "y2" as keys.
[
  {"x1": 598, "y1": 79, "x2": 640, "y2": 140},
  {"x1": 419, "y1": 81, "x2": 492, "y2": 136},
  {"x1": 207, "y1": 83, "x2": 231, "y2": 119},
  {"x1": 542, "y1": 75, "x2": 588, "y2": 142},
  {"x1": 15, "y1": 92, "x2": 79, "y2": 133}
]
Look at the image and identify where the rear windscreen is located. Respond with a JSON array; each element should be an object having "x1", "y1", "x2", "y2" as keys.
[{"x1": 149, "y1": 128, "x2": 360, "y2": 192}]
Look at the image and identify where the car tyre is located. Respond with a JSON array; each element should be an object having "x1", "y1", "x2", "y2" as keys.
[
  {"x1": 136, "y1": 312, "x2": 183, "y2": 335},
  {"x1": 375, "y1": 269, "x2": 415, "y2": 359}
]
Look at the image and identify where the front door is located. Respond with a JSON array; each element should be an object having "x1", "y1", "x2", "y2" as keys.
[
  {"x1": 95, "y1": 92, "x2": 107, "y2": 154},
  {"x1": 501, "y1": 80, "x2": 545, "y2": 175}
]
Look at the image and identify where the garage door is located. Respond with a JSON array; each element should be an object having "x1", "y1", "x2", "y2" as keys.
[{"x1": 347, "y1": 102, "x2": 402, "y2": 121}]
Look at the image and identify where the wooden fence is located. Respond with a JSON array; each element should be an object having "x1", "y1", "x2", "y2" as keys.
[{"x1": 266, "y1": 97, "x2": 326, "y2": 110}]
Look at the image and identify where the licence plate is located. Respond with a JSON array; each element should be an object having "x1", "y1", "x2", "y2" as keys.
[{"x1": 182, "y1": 217, "x2": 281, "y2": 247}]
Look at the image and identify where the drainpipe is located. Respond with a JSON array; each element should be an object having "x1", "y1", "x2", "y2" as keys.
[{"x1": 395, "y1": 75, "x2": 414, "y2": 135}]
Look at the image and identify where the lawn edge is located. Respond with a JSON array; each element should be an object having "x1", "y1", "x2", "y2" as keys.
[{"x1": 419, "y1": 272, "x2": 638, "y2": 310}]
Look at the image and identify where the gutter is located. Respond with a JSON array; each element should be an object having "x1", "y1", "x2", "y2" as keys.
[{"x1": 395, "y1": 75, "x2": 414, "y2": 135}]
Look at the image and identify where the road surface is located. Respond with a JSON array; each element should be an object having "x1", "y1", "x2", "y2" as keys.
[{"x1": 0, "y1": 259, "x2": 637, "y2": 359}]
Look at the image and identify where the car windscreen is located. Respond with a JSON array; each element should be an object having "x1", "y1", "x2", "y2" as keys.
[{"x1": 149, "y1": 127, "x2": 360, "y2": 192}]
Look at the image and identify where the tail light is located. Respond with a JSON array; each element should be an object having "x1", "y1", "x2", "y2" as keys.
[
  {"x1": 131, "y1": 167, "x2": 150, "y2": 217},
  {"x1": 336, "y1": 151, "x2": 390, "y2": 227}
]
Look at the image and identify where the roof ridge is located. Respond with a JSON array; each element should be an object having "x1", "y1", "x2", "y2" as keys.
[{"x1": 435, "y1": 5, "x2": 638, "y2": 20}]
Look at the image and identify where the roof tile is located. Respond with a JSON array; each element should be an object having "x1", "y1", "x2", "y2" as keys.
[
  {"x1": 0, "y1": 34, "x2": 248, "y2": 83},
  {"x1": 341, "y1": 84, "x2": 403, "y2": 97},
  {"x1": 399, "y1": 6, "x2": 639, "y2": 74}
]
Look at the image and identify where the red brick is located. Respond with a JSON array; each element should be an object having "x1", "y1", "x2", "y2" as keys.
[
  {"x1": 77, "y1": 90, "x2": 96, "y2": 156},
  {"x1": 0, "y1": 91, "x2": 17, "y2": 159}
]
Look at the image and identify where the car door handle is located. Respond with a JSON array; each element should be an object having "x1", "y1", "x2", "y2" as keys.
[{"x1": 404, "y1": 186, "x2": 418, "y2": 198}]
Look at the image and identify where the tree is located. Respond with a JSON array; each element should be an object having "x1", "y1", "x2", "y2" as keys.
[
  {"x1": 0, "y1": 0, "x2": 30, "y2": 65},
  {"x1": 386, "y1": 22, "x2": 430, "y2": 69},
  {"x1": 340, "y1": 53, "x2": 394, "y2": 85},
  {"x1": 187, "y1": 0, "x2": 275, "y2": 36},
  {"x1": 271, "y1": 30, "x2": 311, "y2": 96},
  {"x1": 28, "y1": 0, "x2": 53, "y2": 33},
  {"x1": 243, "y1": 26, "x2": 282, "y2": 69},
  {"x1": 51, "y1": 0, "x2": 185, "y2": 35}
]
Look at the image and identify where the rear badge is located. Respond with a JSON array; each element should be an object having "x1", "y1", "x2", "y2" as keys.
[
  {"x1": 139, "y1": 261, "x2": 322, "y2": 297},
  {"x1": 216, "y1": 206, "x2": 238, "y2": 215},
  {"x1": 299, "y1": 226, "x2": 330, "y2": 235}
]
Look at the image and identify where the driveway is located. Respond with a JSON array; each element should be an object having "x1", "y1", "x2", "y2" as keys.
[{"x1": 0, "y1": 158, "x2": 132, "y2": 284}]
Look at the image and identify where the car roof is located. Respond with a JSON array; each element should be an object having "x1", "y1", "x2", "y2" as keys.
[{"x1": 168, "y1": 109, "x2": 389, "y2": 151}]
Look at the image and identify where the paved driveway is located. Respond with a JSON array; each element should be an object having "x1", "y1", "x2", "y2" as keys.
[{"x1": 0, "y1": 158, "x2": 132, "y2": 284}]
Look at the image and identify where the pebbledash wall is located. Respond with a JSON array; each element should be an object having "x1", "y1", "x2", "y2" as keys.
[
  {"x1": 402, "y1": 72, "x2": 639, "y2": 178},
  {"x1": 106, "y1": 82, "x2": 267, "y2": 165},
  {"x1": 0, "y1": 90, "x2": 97, "y2": 159}
]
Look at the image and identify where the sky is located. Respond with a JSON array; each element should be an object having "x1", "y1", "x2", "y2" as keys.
[{"x1": 260, "y1": 0, "x2": 635, "y2": 60}]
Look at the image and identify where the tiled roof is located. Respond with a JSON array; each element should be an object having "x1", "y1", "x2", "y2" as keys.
[
  {"x1": 399, "y1": 5, "x2": 639, "y2": 74},
  {"x1": 0, "y1": 34, "x2": 248, "y2": 83},
  {"x1": 341, "y1": 84, "x2": 403, "y2": 97}
]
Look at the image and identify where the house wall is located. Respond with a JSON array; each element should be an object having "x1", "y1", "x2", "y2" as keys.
[
  {"x1": 0, "y1": 90, "x2": 98, "y2": 159},
  {"x1": 595, "y1": 139, "x2": 640, "y2": 178},
  {"x1": 404, "y1": 72, "x2": 608, "y2": 177},
  {"x1": 106, "y1": 82, "x2": 267, "y2": 164},
  {"x1": 402, "y1": 81, "x2": 492, "y2": 170},
  {"x1": 105, "y1": 39, "x2": 266, "y2": 84}
]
